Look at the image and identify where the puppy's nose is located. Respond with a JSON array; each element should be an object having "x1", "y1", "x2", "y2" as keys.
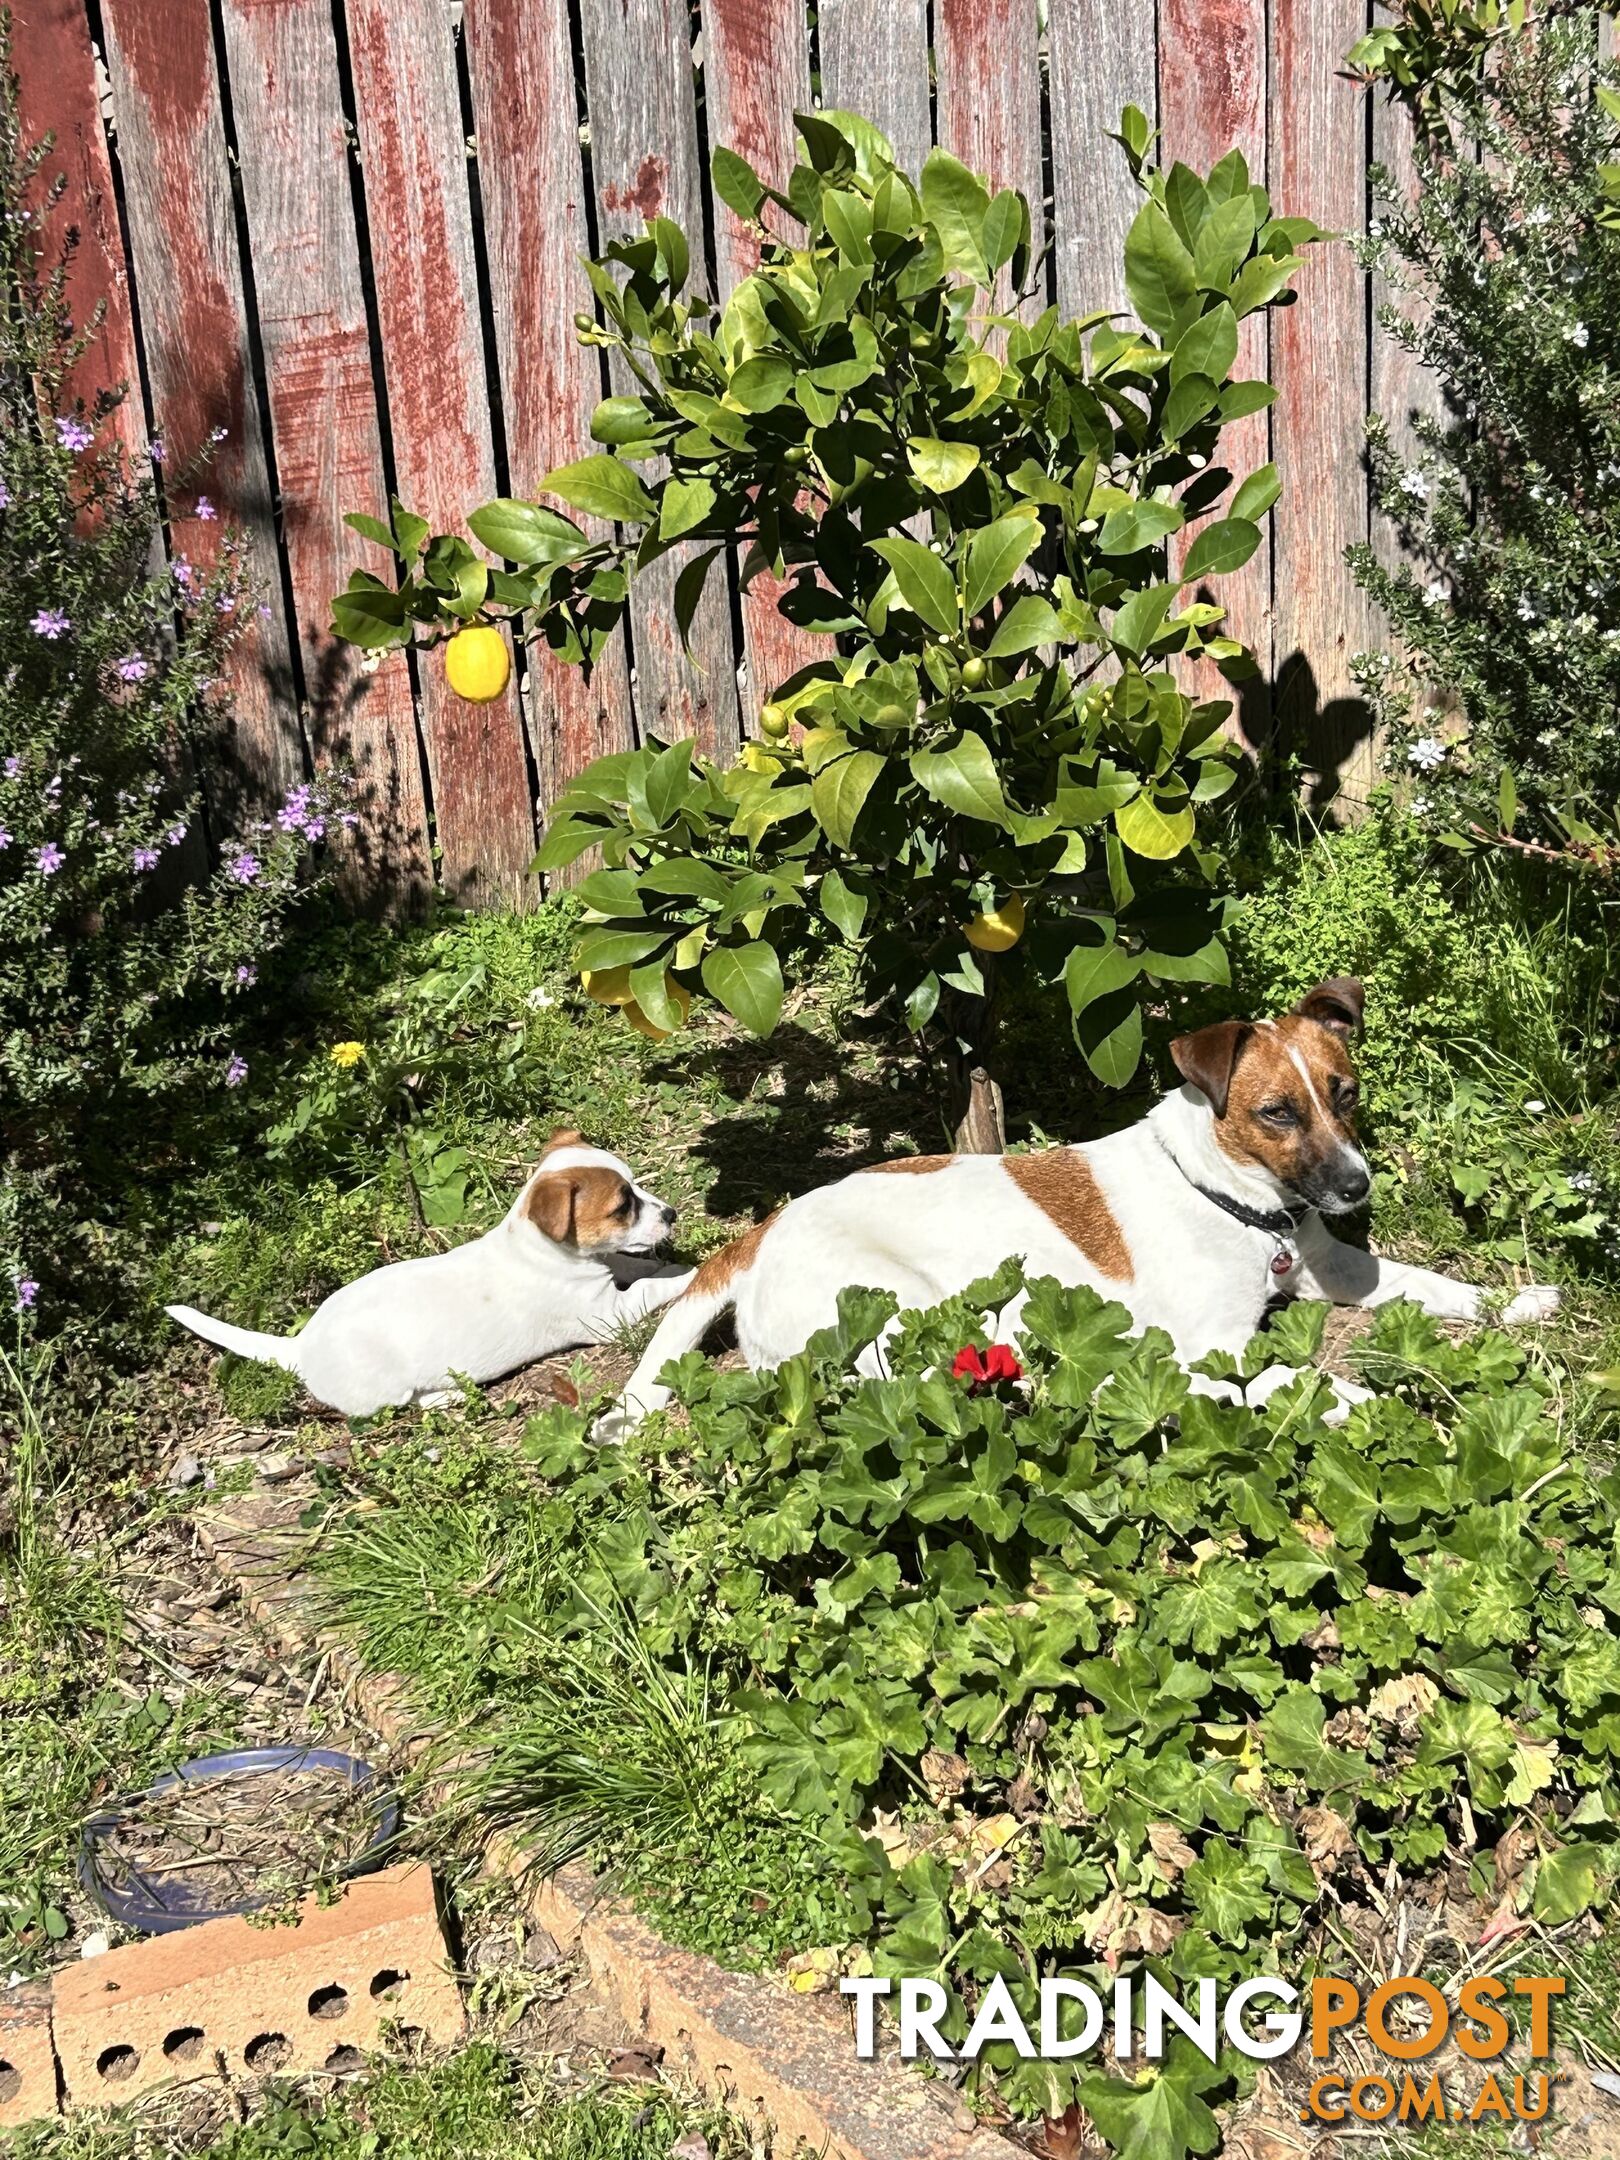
[
  {"x1": 660, "y1": 1203, "x2": 677, "y2": 1227},
  {"x1": 1338, "y1": 1167, "x2": 1370, "y2": 1205}
]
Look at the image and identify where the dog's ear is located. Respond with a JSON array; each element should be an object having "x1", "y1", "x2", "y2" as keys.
[
  {"x1": 541, "y1": 1127, "x2": 585, "y2": 1155},
  {"x1": 1170, "y1": 1020, "x2": 1252, "y2": 1119},
  {"x1": 1292, "y1": 977, "x2": 1364, "y2": 1039},
  {"x1": 524, "y1": 1169, "x2": 578, "y2": 1243}
]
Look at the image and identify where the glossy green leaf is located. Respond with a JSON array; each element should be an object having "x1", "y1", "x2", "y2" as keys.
[
  {"x1": 866, "y1": 536, "x2": 958, "y2": 635},
  {"x1": 910, "y1": 733, "x2": 1008, "y2": 826},
  {"x1": 1180, "y1": 516, "x2": 1261, "y2": 584},
  {"x1": 1124, "y1": 200, "x2": 1197, "y2": 336},
  {"x1": 964, "y1": 509, "x2": 1041, "y2": 619},
  {"x1": 702, "y1": 940, "x2": 784, "y2": 1035},
  {"x1": 906, "y1": 437, "x2": 981, "y2": 493},
  {"x1": 543, "y1": 455, "x2": 657, "y2": 526}
]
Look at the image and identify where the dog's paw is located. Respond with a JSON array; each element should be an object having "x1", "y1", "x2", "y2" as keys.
[
  {"x1": 592, "y1": 1404, "x2": 633, "y2": 1446},
  {"x1": 1502, "y1": 1283, "x2": 1561, "y2": 1326}
]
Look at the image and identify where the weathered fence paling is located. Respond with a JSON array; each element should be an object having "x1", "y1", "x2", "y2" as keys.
[{"x1": 16, "y1": 0, "x2": 1409, "y2": 908}]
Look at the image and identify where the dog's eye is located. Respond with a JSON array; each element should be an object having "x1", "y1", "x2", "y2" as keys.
[
  {"x1": 613, "y1": 1189, "x2": 635, "y2": 1216},
  {"x1": 1258, "y1": 1101, "x2": 1299, "y2": 1126}
]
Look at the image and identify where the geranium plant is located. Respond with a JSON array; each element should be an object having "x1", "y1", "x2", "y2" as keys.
[{"x1": 333, "y1": 109, "x2": 1325, "y2": 1143}]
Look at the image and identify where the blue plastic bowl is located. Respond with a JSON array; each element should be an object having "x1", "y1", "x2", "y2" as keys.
[{"x1": 79, "y1": 1746, "x2": 401, "y2": 1935}]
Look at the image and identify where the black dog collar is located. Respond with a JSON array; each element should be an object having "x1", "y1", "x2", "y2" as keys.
[
  {"x1": 1191, "y1": 1183, "x2": 1309, "y2": 1238},
  {"x1": 1152, "y1": 1128, "x2": 1310, "y2": 1239}
]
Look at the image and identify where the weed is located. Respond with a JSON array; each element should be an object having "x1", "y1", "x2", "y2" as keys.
[{"x1": 4, "y1": 2042, "x2": 745, "y2": 2159}]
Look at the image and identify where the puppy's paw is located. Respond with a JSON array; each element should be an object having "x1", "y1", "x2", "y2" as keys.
[
  {"x1": 592, "y1": 1404, "x2": 633, "y2": 1446},
  {"x1": 1502, "y1": 1283, "x2": 1561, "y2": 1326},
  {"x1": 1321, "y1": 1376, "x2": 1375, "y2": 1429}
]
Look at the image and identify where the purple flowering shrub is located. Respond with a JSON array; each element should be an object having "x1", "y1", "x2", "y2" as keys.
[{"x1": 0, "y1": 49, "x2": 344, "y2": 1311}]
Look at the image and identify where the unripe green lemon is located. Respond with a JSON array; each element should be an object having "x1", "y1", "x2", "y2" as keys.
[
  {"x1": 961, "y1": 657, "x2": 989, "y2": 689},
  {"x1": 759, "y1": 702, "x2": 791, "y2": 740},
  {"x1": 783, "y1": 444, "x2": 810, "y2": 470},
  {"x1": 573, "y1": 310, "x2": 594, "y2": 333}
]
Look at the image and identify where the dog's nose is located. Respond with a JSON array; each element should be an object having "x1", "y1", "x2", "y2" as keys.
[
  {"x1": 1338, "y1": 1168, "x2": 1370, "y2": 1205},
  {"x1": 660, "y1": 1203, "x2": 677, "y2": 1227}
]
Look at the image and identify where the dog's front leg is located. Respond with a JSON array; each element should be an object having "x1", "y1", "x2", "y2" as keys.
[
  {"x1": 1185, "y1": 1362, "x2": 1370, "y2": 1430},
  {"x1": 1292, "y1": 1217, "x2": 1559, "y2": 1326},
  {"x1": 606, "y1": 1266, "x2": 696, "y2": 1330}
]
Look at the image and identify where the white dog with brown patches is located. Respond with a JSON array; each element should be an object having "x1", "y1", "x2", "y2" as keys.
[
  {"x1": 168, "y1": 1133, "x2": 692, "y2": 1418},
  {"x1": 600, "y1": 979, "x2": 1559, "y2": 1438}
]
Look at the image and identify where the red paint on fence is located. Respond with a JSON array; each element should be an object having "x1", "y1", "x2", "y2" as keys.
[
  {"x1": 220, "y1": 0, "x2": 430, "y2": 905},
  {"x1": 1160, "y1": 0, "x2": 1270, "y2": 744},
  {"x1": 98, "y1": 0, "x2": 303, "y2": 811},
  {"x1": 344, "y1": 0, "x2": 534, "y2": 907},
  {"x1": 704, "y1": 0, "x2": 820, "y2": 724},
  {"x1": 463, "y1": 0, "x2": 635, "y2": 858},
  {"x1": 13, "y1": 0, "x2": 144, "y2": 464}
]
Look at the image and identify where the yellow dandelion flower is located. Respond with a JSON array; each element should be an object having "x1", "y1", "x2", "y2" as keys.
[{"x1": 329, "y1": 1040, "x2": 366, "y2": 1068}]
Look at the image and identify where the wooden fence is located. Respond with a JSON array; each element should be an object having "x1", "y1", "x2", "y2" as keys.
[{"x1": 14, "y1": 0, "x2": 1427, "y2": 910}]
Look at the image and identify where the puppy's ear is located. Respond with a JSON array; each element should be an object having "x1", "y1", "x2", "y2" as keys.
[
  {"x1": 1293, "y1": 977, "x2": 1364, "y2": 1039},
  {"x1": 541, "y1": 1127, "x2": 585, "y2": 1155},
  {"x1": 1170, "y1": 1020, "x2": 1251, "y2": 1119},
  {"x1": 524, "y1": 1169, "x2": 578, "y2": 1243}
]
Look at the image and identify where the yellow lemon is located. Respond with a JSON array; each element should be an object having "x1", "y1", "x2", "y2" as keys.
[
  {"x1": 625, "y1": 976, "x2": 691, "y2": 1040},
  {"x1": 582, "y1": 964, "x2": 635, "y2": 1006},
  {"x1": 759, "y1": 702, "x2": 791, "y2": 741},
  {"x1": 964, "y1": 892, "x2": 1027, "y2": 953},
  {"x1": 444, "y1": 624, "x2": 510, "y2": 703}
]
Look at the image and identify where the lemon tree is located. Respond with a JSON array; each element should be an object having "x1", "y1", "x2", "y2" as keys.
[{"x1": 333, "y1": 108, "x2": 1325, "y2": 1143}]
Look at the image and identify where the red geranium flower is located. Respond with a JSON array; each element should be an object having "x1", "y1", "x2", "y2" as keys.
[{"x1": 952, "y1": 1343, "x2": 1023, "y2": 1389}]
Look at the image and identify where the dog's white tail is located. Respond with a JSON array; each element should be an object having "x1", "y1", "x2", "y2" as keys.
[{"x1": 165, "y1": 1304, "x2": 302, "y2": 1374}]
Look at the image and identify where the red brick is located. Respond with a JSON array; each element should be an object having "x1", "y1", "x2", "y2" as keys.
[
  {"x1": 0, "y1": 1984, "x2": 58, "y2": 2128},
  {"x1": 53, "y1": 1864, "x2": 462, "y2": 2105}
]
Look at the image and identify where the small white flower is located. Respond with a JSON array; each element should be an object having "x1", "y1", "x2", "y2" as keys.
[
  {"x1": 1526, "y1": 1099, "x2": 1547, "y2": 1114},
  {"x1": 1569, "y1": 323, "x2": 1590, "y2": 349},
  {"x1": 1569, "y1": 1172, "x2": 1597, "y2": 1193},
  {"x1": 1368, "y1": 219, "x2": 1384, "y2": 238},
  {"x1": 1526, "y1": 206, "x2": 1553, "y2": 229},
  {"x1": 1400, "y1": 469, "x2": 1429, "y2": 501},
  {"x1": 1517, "y1": 596, "x2": 1538, "y2": 623},
  {"x1": 1410, "y1": 795, "x2": 1432, "y2": 816},
  {"x1": 1408, "y1": 736, "x2": 1446, "y2": 771},
  {"x1": 524, "y1": 987, "x2": 555, "y2": 1009},
  {"x1": 1424, "y1": 580, "x2": 1448, "y2": 606},
  {"x1": 1537, "y1": 728, "x2": 1561, "y2": 746}
]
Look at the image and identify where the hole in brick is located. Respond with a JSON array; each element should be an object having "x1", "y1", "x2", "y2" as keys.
[
  {"x1": 324, "y1": 2045, "x2": 365, "y2": 2074},
  {"x1": 368, "y1": 1968, "x2": 408, "y2": 2001},
  {"x1": 163, "y1": 2027, "x2": 206, "y2": 2062},
  {"x1": 97, "y1": 2045, "x2": 140, "y2": 2083},
  {"x1": 102, "y1": 1981, "x2": 120, "y2": 1993},
  {"x1": 393, "y1": 2026, "x2": 425, "y2": 2053},
  {"x1": 244, "y1": 2032, "x2": 291, "y2": 2072},
  {"x1": 0, "y1": 2061, "x2": 19, "y2": 2105},
  {"x1": 308, "y1": 1984, "x2": 349, "y2": 2021}
]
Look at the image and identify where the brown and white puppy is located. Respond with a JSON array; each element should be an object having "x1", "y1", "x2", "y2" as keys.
[
  {"x1": 168, "y1": 1131, "x2": 692, "y2": 1417},
  {"x1": 599, "y1": 979, "x2": 1558, "y2": 1436}
]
